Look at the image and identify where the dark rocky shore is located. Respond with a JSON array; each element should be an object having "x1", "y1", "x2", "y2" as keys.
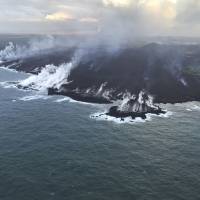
[
  {"x1": 106, "y1": 91, "x2": 166, "y2": 120},
  {"x1": 107, "y1": 106, "x2": 165, "y2": 120},
  {"x1": 1, "y1": 42, "x2": 200, "y2": 105},
  {"x1": 48, "y1": 88, "x2": 112, "y2": 104},
  {"x1": 47, "y1": 43, "x2": 200, "y2": 104}
]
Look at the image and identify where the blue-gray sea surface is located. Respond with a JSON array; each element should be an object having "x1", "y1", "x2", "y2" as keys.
[
  {"x1": 0, "y1": 65, "x2": 200, "y2": 200},
  {"x1": 0, "y1": 32, "x2": 200, "y2": 200}
]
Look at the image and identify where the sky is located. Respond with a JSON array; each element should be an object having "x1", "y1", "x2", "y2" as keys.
[{"x1": 0, "y1": 0, "x2": 199, "y2": 37}]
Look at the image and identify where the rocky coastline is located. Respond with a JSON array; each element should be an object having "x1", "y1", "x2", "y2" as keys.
[{"x1": 1, "y1": 43, "x2": 200, "y2": 107}]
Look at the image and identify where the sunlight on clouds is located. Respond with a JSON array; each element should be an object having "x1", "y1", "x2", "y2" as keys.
[
  {"x1": 103, "y1": 0, "x2": 131, "y2": 7},
  {"x1": 102, "y1": 0, "x2": 177, "y2": 19},
  {"x1": 103, "y1": 0, "x2": 177, "y2": 8},
  {"x1": 138, "y1": 0, "x2": 176, "y2": 19},
  {"x1": 45, "y1": 12, "x2": 74, "y2": 21},
  {"x1": 80, "y1": 17, "x2": 99, "y2": 23},
  {"x1": 2, "y1": 0, "x2": 200, "y2": 36},
  {"x1": 163, "y1": 1, "x2": 176, "y2": 19}
]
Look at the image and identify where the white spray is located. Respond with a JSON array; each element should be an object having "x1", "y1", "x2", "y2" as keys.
[
  {"x1": 18, "y1": 62, "x2": 73, "y2": 92},
  {"x1": 17, "y1": 45, "x2": 85, "y2": 93}
]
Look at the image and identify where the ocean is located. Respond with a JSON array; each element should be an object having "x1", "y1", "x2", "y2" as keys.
[{"x1": 0, "y1": 36, "x2": 200, "y2": 200}]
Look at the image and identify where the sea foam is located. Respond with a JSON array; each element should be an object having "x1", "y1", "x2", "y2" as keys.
[
  {"x1": 0, "y1": 81, "x2": 18, "y2": 89},
  {"x1": 90, "y1": 110, "x2": 172, "y2": 124},
  {"x1": 18, "y1": 95, "x2": 51, "y2": 101},
  {"x1": 0, "y1": 66, "x2": 18, "y2": 73}
]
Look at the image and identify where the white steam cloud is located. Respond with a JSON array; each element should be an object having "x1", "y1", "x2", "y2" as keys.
[
  {"x1": 0, "y1": 36, "x2": 58, "y2": 61},
  {"x1": 0, "y1": 35, "x2": 81, "y2": 62},
  {"x1": 19, "y1": 63, "x2": 73, "y2": 91},
  {"x1": 15, "y1": 44, "x2": 85, "y2": 92},
  {"x1": 18, "y1": 62, "x2": 74, "y2": 92}
]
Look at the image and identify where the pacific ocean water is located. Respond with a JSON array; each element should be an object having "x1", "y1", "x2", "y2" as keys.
[{"x1": 0, "y1": 66, "x2": 200, "y2": 200}]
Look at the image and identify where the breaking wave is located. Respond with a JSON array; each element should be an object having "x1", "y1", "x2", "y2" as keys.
[
  {"x1": 174, "y1": 102, "x2": 200, "y2": 112},
  {"x1": 0, "y1": 66, "x2": 18, "y2": 73},
  {"x1": 90, "y1": 112, "x2": 148, "y2": 124},
  {"x1": 191, "y1": 105, "x2": 200, "y2": 110},
  {"x1": 0, "y1": 81, "x2": 18, "y2": 89},
  {"x1": 90, "y1": 110, "x2": 172, "y2": 124},
  {"x1": 54, "y1": 97, "x2": 71, "y2": 103},
  {"x1": 54, "y1": 96, "x2": 97, "y2": 106},
  {"x1": 18, "y1": 95, "x2": 51, "y2": 101}
]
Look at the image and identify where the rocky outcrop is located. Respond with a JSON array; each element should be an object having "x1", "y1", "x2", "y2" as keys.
[
  {"x1": 1, "y1": 43, "x2": 200, "y2": 104},
  {"x1": 106, "y1": 91, "x2": 166, "y2": 119}
]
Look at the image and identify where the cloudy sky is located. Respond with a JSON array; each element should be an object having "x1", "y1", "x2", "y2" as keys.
[{"x1": 0, "y1": 0, "x2": 199, "y2": 37}]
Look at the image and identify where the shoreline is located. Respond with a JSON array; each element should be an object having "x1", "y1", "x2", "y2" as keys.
[{"x1": 1, "y1": 64, "x2": 200, "y2": 105}]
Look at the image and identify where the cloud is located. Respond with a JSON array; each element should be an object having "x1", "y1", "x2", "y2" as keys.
[
  {"x1": 176, "y1": 0, "x2": 200, "y2": 23},
  {"x1": 103, "y1": 0, "x2": 132, "y2": 7},
  {"x1": 0, "y1": 0, "x2": 199, "y2": 37},
  {"x1": 98, "y1": 0, "x2": 177, "y2": 39},
  {"x1": 45, "y1": 12, "x2": 74, "y2": 21},
  {"x1": 79, "y1": 17, "x2": 99, "y2": 23}
]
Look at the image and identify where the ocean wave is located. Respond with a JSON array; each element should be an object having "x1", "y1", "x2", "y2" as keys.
[
  {"x1": 54, "y1": 97, "x2": 81, "y2": 104},
  {"x1": 54, "y1": 96, "x2": 97, "y2": 106},
  {"x1": 191, "y1": 105, "x2": 200, "y2": 110},
  {"x1": 156, "y1": 111, "x2": 173, "y2": 118},
  {"x1": 0, "y1": 81, "x2": 18, "y2": 89},
  {"x1": 18, "y1": 95, "x2": 51, "y2": 101},
  {"x1": 54, "y1": 97, "x2": 71, "y2": 103},
  {"x1": 0, "y1": 66, "x2": 19, "y2": 73},
  {"x1": 176, "y1": 102, "x2": 200, "y2": 111}
]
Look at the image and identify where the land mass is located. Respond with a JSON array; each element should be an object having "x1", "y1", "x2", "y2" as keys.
[{"x1": 1, "y1": 42, "x2": 200, "y2": 105}]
